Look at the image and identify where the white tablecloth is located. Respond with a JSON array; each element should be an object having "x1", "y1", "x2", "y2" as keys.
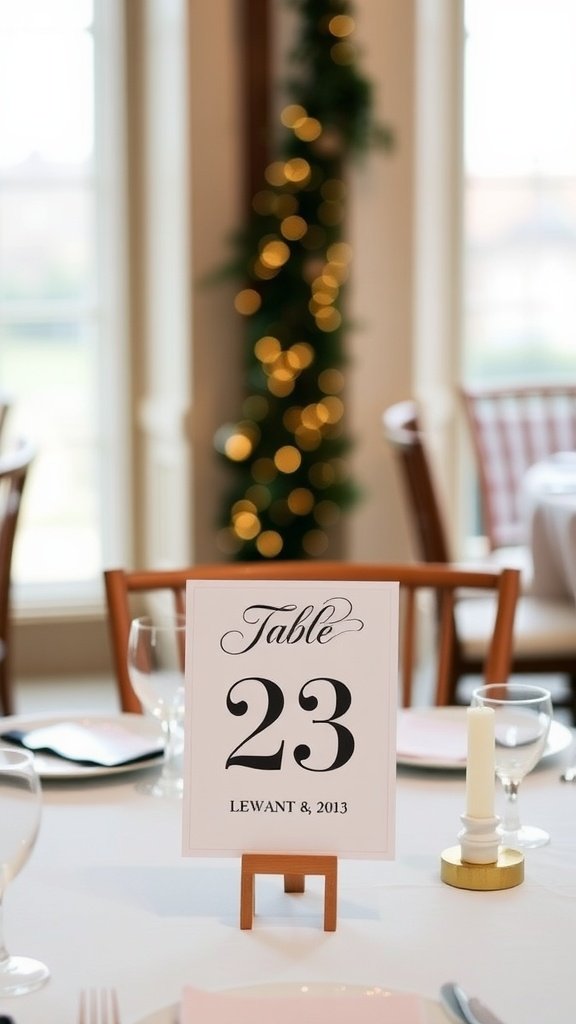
[
  {"x1": 523, "y1": 455, "x2": 576, "y2": 601},
  {"x1": 4, "y1": 740, "x2": 576, "y2": 1024}
]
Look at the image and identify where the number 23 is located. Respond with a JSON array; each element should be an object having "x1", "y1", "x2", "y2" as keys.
[{"x1": 225, "y1": 676, "x2": 355, "y2": 773}]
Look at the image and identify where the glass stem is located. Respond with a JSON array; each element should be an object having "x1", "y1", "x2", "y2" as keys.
[
  {"x1": 502, "y1": 780, "x2": 521, "y2": 833},
  {"x1": 161, "y1": 715, "x2": 180, "y2": 778},
  {"x1": 0, "y1": 892, "x2": 8, "y2": 966}
]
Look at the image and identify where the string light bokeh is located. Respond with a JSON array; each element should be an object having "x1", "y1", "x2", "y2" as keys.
[{"x1": 214, "y1": 0, "x2": 392, "y2": 559}]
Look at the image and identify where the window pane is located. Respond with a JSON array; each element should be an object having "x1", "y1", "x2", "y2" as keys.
[
  {"x1": 0, "y1": 187, "x2": 94, "y2": 303},
  {"x1": 0, "y1": 0, "x2": 101, "y2": 587},
  {"x1": 0, "y1": 321, "x2": 99, "y2": 583},
  {"x1": 463, "y1": 0, "x2": 576, "y2": 383}
]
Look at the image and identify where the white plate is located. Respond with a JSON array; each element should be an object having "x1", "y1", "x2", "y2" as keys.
[
  {"x1": 397, "y1": 706, "x2": 573, "y2": 770},
  {"x1": 0, "y1": 711, "x2": 164, "y2": 779},
  {"x1": 134, "y1": 982, "x2": 448, "y2": 1024}
]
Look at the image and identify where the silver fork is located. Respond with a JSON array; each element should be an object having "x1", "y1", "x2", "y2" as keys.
[{"x1": 78, "y1": 988, "x2": 121, "y2": 1024}]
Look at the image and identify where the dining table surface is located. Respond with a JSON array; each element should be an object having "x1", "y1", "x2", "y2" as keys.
[
  {"x1": 3, "y1": 711, "x2": 576, "y2": 1024},
  {"x1": 522, "y1": 452, "x2": 576, "y2": 602}
]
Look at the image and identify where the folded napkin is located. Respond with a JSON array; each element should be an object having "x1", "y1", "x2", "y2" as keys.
[
  {"x1": 180, "y1": 986, "x2": 427, "y2": 1024},
  {"x1": 0, "y1": 720, "x2": 163, "y2": 767},
  {"x1": 396, "y1": 712, "x2": 467, "y2": 763}
]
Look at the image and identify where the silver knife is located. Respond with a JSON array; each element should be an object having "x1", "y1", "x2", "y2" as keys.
[{"x1": 440, "y1": 982, "x2": 506, "y2": 1024}]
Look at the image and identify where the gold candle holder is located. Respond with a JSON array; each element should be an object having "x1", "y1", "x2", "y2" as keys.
[{"x1": 440, "y1": 814, "x2": 524, "y2": 891}]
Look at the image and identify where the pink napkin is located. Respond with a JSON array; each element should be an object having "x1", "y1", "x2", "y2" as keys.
[
  {"x1": 180, "y1": 985, "x2": 427, "y2": 1024},
  {"x1": 396, "y1": 711, "x2": 467, "y2": 763}
]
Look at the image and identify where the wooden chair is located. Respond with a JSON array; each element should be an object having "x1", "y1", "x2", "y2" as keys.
[
  {"x1": 104, "y1": 561, "x2": 519, "y2": 713},
  {"x1": 383, "y1": 399, "x2": 576, "y2": 716},
  {"x1": 460, "y1": 383, "x2": 576, "y2": 551},
  {"x1": 382, "y1": 400, "x2": 450, "y2": 563},
  {"x1": 0, "y1": 397, "x2": 10, "y2": 442},
  {"x1": 0, "y1": 441, "x2": 35, "y2": 716}
]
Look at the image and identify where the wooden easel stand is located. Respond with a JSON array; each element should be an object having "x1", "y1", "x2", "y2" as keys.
[{"x1": 240, "y1": 853, "x2": 338, "y2": 931}]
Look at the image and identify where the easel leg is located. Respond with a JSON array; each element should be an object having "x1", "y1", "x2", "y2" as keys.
[
  {"x1": 284, "y1": 873, "x2": 305, "y2": 893},
  {"x1": 240, "y1": 859, "x2": 255, "y2": 930}
]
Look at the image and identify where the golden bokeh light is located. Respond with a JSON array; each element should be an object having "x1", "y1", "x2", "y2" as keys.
[
  {"x1": 327, "y1": 242, "x2": 352, "y2": 264},
  {"x1": 252, "y1": 458, "x2": 277, "y2": 484},
  {"x1": 331, "y1": 41, "x2": 355, "y2": 65},
  {"x1": 328, "y1": 14, "x2": 355, "y2": 37},
  {"x1": 232, "y1": 499, "x2": 257, "y2": 517},
  {"x1": 287, "y1": 487, "x2": 315, "y2": 515},
  {"x1": 324, "y1": 260, "x2": 349, "y2": 284},
  {"x1": 310, "y1": 289, "x2": 336, "y2": 307},
  {"x1": 318, "y1": 395, "x2": 344, "y2": 423},
  {"x1": 295, "y1": 425, "x2": 322, "y2": 450},
  {"x1": 294, "y1": 117, "x2": 322, "y2": 142},
  {"x1": 233, "y1": 511, "x2": 261, "y2": 541},
  {"x1": 280, "y1": 104, "x2": 307, "y2": 128},
  {"x1": 282, "y1": 406, "x2": 301, "y2": 433},
  {"x1": 274, "y1": 445, "x2": 302, "y2": 473},
  {"x1": 234, "y1": 288, "x2": 261, "y2": 315},
  {"x1": 301, "y1": 403, "x2": 323, "y2": 428},
  {"x1": 264, "y1": 161, "x2": 287, "y2": 186},
  {"x1": 254, "y1": 335, "x2": 281, "y2": 363},
  {"x1": 289, "y1": 342, "x2": 314, "y2": 368},
  {"x1": 302, "y1": 529, "x2": 329, "y2": 556},
  {"x1": 315, "y1": 307, "x2": 342, "y2": 332},
  {"x1": 270, "y1": 352, "x2": 296, "y2": 383},
  {"x1": 260, "y1": 239, "x2": 291, "y2": 269},
  {"x1": 224, "y1": 434, "x2": 253, "y2": 461},
  {"x1": 284, "y1": 158, "x2": 311, "y2": 184},
  {"x1": 253, "y1": 258, "x2": 280, "y2": 280},
  {"x1": 256, "y1": 531, "x2": 284, "y2": 558},
  {"x1": 280, "y1": 215, "x2": 308, "y2": 241},
  {"x1": 267, "y1": 377, "x2": 295, "y2": 397},
  {"x1": 318, "y1": 368, "x2": 345, "y2": 394}
]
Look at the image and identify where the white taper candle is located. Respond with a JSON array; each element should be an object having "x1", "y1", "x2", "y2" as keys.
[{"x1": 465, "y1": 706, "x2": 495, "y2": 819}]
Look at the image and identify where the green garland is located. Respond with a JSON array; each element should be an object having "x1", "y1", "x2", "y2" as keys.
[{"x1": 214, "y1": 0, "x2": 392, "y2": 560}]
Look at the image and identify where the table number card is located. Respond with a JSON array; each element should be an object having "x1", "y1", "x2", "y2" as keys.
[{"x1": 182, "y1": 580, "x2": 398, "y2": 859}]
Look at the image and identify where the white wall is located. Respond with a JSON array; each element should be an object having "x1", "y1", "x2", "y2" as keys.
[{"x1": 348, "y1": 0, "x2": 416, "y2": 560}]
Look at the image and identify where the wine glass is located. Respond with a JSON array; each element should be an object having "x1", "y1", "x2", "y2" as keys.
[
  {"x1": 471, "y1": 683, "x2": 553, "y2": 849},
  {"x1": 128, "y1": 613, "x2": 186, "y2": 798},
  {"x1": 0, "y1": 748, "x2": 50, "y2": 995}
]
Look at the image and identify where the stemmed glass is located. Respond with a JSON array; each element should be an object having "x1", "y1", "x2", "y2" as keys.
[
  {"x1": 128, "y1": 614, "x2": 186, "y2": 798},
  {"x1": 0, "y1": 748, "x2": 50, "y2": 995},
  {"x1": 471, "y1": 683, "x2": 553, "y2": 849}
]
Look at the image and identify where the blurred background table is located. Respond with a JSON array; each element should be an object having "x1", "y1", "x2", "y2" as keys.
[{"x1": 523, "y1": 454, "x2": 576, "y2": 602}]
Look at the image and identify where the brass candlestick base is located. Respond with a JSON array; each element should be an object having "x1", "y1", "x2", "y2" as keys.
[{"x1": 441, "y1": 846, "x2": 524, "y2": 891}]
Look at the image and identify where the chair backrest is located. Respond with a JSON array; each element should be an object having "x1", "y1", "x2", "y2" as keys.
[
  {"x1": 382, "y1": 400, "x2": 451, "y2": 563},
  {"x1": 0, "y1": 398, "x2": 10, "y2": 442},
  {"x1": 0, "y1": 441, "x2": 35, "y2": 715},
  {"x1": 104, "y1": 561, "x2": 519, "y2": 712},
  {"x1": 460, "y1": 383, "x2": 576, "y2": 550}
]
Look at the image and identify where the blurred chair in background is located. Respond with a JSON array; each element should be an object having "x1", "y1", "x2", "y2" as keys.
[
  {"x1": 460, "y1": 383, "x2": 576, "y2": 551},
  {"x1": 383, "y1": 398, "x2": 576, "y2": 718},
  {"x1": 0, "y1": 396, "x2": 11, "y2": 443},
  {"x1": 0, "y1": 441, "x2": 35, "y2": 716},
  {"x1": 104, "y1": 560, "x2": 519, "y2": 713}
]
